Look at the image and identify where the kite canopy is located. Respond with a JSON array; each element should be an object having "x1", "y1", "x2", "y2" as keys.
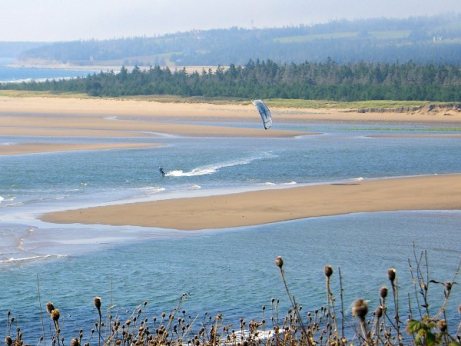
[{"x1": 252, "y1": 100, "x2": 272, "y2": 129}]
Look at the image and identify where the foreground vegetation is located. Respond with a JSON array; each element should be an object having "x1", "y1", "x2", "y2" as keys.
[{"x1": 4, "y1": 249, "x2": 460, "y2": 346}]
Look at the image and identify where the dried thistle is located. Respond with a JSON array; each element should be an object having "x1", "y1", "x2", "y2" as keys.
[
  {"x1": 387, "y1": 268, "x2": 396, "y2": 283},
  {"x1": 437, "y1": 320, "x2": 447, "y2": 333},
  {"x1": 324, "y1": 265, "x2": 333, "y2": 278},
  {"x1": 94, "y1": 296, "x2": 102, "y2": 311},
  {"x1": 352, "y1": 299, "x2": 368, "y2": 321},
  {"x1": 46, "y1": 302, "x2": 55, "y2": 314},
  {"x1": 51, "y1": 309, "x2": 60, "y2": 322},
  {"x1": 70, "y1": 337, "x2": 80, "y2": 346},
  {"x1": 275, "y1": 256, "x2": 283, "y2": 269},
  {"x1": 374, "y1": 306, "x2": 383, "y2": 319}
]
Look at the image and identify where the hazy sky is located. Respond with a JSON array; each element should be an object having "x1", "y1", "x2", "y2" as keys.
[{"x1": 2, "y1": 0, "x2": 461, "y2": 42}]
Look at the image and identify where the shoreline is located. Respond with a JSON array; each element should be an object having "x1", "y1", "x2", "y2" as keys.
[
  {"x1": 2, "y1": 95, "x2": 461, "y2": 125},
  {"x1": 0, "y1": 143, "x2": 160, "y2": 156},
  {"x1": 1, "y1": 95, "x2": 461, "y2": 230},
  {"x1": 41, "y1": 174, "x2": 461, "y2": 231}
]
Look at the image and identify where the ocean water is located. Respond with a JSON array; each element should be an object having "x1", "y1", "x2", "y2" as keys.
[
  {"x1": 1, "y1": 86, "x2": 461, "y2": 340},
  {"x1": 0, "y1": 59, "x2": 98, "y2": 83}
]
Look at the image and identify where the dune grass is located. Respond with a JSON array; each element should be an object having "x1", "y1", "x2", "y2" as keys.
[{"x1": 0, "y1": 90, "x2": 455, "y2": 111}]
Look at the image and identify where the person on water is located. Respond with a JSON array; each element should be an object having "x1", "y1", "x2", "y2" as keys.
[{"x1": 159, "y1": 167, "x2": 166, "y2": 177}]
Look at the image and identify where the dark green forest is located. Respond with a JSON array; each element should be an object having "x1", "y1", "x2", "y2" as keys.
[
  {"x1": 4, "y1": 14, "x2": 461, "y2": 102},
  {"x1": 3, "y1": 59, "x2": 461, "y2": 102}
]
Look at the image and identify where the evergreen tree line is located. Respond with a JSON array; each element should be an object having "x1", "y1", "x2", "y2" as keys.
[{"x1": 3, "y1": 59, "x2": 461, "y2": 101}]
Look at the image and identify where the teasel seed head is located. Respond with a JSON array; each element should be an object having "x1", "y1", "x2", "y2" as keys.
[
  {"x1": 46, "y1": 302, "x2": 55, "y2": 314},
  {"x1": 437, "y1": 320, "x2": 447, "y2": 333},
  {"x1": 51, "y1": 309, "x2": 60, "y2": 322},
  {"x1": 94, "y1": 296, "x2": 102, "y2": 311},
  {"x1": 374, "y1": 306, "x2": 383, "y2": 319},
  {"x1": 352, "y1": 298, "x2": 369, "y2": 321},
  {"x1": 380, "y1": 286, "x2": 388, "y2": 299},
  {"x1": 70, "y1": 337, "x2": 80, "y2": 346},
  {"x1": 387, "y1": 268, "x2": 396, "y2": 283},
  {"x1": 275, "y1": 256, "x2": 283, "y2": 269},
  {"x1": 5, "y1": 336, "x2": 13, "y2": 346},
  {"x1": 324, "y1": 265, "x2": 333, "y2": 278}
]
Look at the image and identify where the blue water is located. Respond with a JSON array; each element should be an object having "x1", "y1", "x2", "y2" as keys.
[
  {"x1": 0, "y1": 77, "x2": 461, "y2": 341},
  {"x1": 0, "y1": 59, "x2": 97, "y2": 83}
]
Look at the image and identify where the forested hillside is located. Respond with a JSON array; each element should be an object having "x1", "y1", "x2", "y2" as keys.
[
  {"x1": 11, "y1": 14, "x2": 461, "y2": 67},
  {"x1": 3, "y1": 59, "x2": 461, "y2": 102},
  {"x1": 0, "y1": 42, "x2": 44, "y2": 58}
]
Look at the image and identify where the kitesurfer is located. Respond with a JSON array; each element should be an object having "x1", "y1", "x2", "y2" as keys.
[{"x1": 159, "y1": 167, "x2": 166, "y2": 177}]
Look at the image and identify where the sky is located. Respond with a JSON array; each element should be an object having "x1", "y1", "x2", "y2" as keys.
[{"x1": 2, "y1": 0, "x2": 461, "y2": 42}]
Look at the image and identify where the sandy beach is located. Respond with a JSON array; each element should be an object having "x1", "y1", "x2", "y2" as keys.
[
  {"x1": 41, "y1": 174, "x2": 461, "y2": 230},
  {"x1": 0, "y1": 143, "x2": 160, "y2": 156},
  {"x1": 2, "y1": 95, "x2": 461, "y2": 230}
]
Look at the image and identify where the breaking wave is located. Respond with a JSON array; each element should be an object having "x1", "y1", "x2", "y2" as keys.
[
  {"x1": 0, "y1": 254, "x2": 67, "y2": 265},
  {"x1": 135, "y1": 186, "x2": 166, "y2": 195},
  {"x1": 165, "y1": 152, "x2": 276, "y2": 177}
]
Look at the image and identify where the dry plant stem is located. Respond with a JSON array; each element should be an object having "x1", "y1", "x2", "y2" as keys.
[
  {"x1": 373, "y1": 315, "x2": 384, "y2": 344},
  {"x1": 338, "y1": 267, "x2": 345, "y2": 339},
  {"x1": 278, "y1": 267, "x2": 312, "y2": 345},
  {"x1": 97, "y1": 310, "x2": 102, "y2": 346},
  {"x1": 325, "y1": 274, "x2": 339, "y2": 342},
  {"x1": 389, "y1": 277, "x2": 401, "y2": 344},
  {"x1": 457, "y1": 318, "x2": 461, "y2": 340},
  {"x1": 433, "y1": 256, "x2": 461, "y2": 321},
  {"x1": 408, "y1": 258, "x2": 423, "y2": 319},
  {"x1": 37, "y1": 274, "x2": 47, "y2": 346},
  {"x1": 414, "y1": 247, "x2": 431, "y2": 316},
  {"x1": 359, "y1": 319, "x2": 368, "y2": 342}
]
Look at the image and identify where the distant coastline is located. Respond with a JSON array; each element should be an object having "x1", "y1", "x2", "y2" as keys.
[{"x1": 7, "y1": 59, "x2": 217, "y2": 75}]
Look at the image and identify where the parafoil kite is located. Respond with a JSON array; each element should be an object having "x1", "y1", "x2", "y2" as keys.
[{"x1": 252, "y1": 100, "x2": 272, "y2": 130}]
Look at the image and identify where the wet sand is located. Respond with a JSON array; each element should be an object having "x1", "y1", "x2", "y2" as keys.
[
  {"x1": 2, "y1": 96, "x2": 461, "y2": 230},
  {"x1": 41, "y1": 174, "x2": 461, "y2": 230},
  {"x1": 0, "y1": 143, "x2": 160, "y2": 156}
]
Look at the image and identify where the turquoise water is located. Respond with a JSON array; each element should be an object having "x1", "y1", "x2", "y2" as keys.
[{"x1": 1, "y1": 116, "x2": 461, "y2": 340}]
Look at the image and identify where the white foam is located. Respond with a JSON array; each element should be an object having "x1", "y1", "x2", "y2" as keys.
[
  {"x1": 164, "y1": 152, "x2": 277, "y2": 177},
  {"x1": 167, "y1": 168, "x2": 214, "y2": 177},
  {"x1": 0, "y1": 254, "x2": 67, "y2": 264},
  {"x1": 136, "y1": 186, "x2": 166, "y2": 195}
]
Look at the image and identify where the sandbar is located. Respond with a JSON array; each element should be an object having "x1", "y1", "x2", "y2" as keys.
[
  {"x1": 41, "y1": 174, "x2": 461, "y2": 230},
  {"x1": 2, "y1": 96, "x2": 461, "y2": 230},
  {"x1": 0, "y1": 143, "x2": 159, "y2": 156},
  {"x1": 1, "y1": 95, "x2": 461, "y2": 125}
]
